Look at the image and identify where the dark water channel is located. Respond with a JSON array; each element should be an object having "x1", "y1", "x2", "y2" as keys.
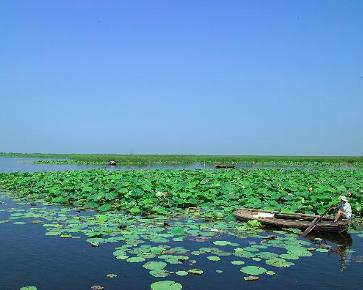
[{"x1": 0, "y1": 158, "x2": 362, "y2": 290}]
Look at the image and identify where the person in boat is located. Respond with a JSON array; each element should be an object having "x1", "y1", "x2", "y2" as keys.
[{"x1": 332, "y1": 195, "x2": 352, "y2": 223}]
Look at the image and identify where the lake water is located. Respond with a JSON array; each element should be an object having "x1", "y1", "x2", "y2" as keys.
[
  {"x1": 0, "y1": 157, "x2": 216, "y2": 173},
  {"x1": 0, "y1": 158, "x2": 362, "y2": 290},
  {"x1": 0, "y1": 157, "x2": 355, "y2": 173}
]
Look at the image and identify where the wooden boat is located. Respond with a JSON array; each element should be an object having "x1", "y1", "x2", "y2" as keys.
[
  {"x1": 234, "y1": 208, "x2": 350, "y2": 233},
  {"x1": 215, "y1": 164, "x2": 235, "y2": 169}
]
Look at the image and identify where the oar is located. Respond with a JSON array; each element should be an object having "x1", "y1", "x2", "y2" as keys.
[{"x1": 301, "y1": 207, "x2": 333, "y2": 237}]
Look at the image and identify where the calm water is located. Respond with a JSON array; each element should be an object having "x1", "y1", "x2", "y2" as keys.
[
  {"x1": 0, "y1": 195, "x2": 362, "y2": 290},
  {"x1": 1, "y1": 157, "x2": 349, "y2": 173},
  {"x1": 0, "y1": 158, "x2": 362, "y2": 290},
  {"x1": 0, "y1": 157, "x2": 210, "y2": 173}
]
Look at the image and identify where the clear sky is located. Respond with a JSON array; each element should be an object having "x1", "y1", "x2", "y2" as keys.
[{"x1": 1, "y1": 0, "x2": 362, "y2": 155}]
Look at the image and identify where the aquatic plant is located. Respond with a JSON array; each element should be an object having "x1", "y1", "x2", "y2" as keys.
[{"x1": 0, "y1": 168, "x2": 361, "y2": 218}]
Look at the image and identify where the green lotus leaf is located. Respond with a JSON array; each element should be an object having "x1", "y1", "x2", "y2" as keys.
[
  {"x1": 175, "y1": 271, "x2": 188, "y2": 276},
  {"x1": 149, "y1": 269, "x2": 169, "y2": 277},
  {"x1": 150, "y1": 280, "x2": 182, "y2": 290},
  {"x1": 188, "y1": 268, "x2": 203, "y2": 275},
  {"x1": 126, "y1": 256, "x2": 146, "y2": 263},
  {"x1": 266, "y1": 270, "x2": 276, "y2": 275},
  {"x1": 213, "y1": 240, "x2": 231, "y2": 246},
  {"x1": 265, "y1": 257, "x2": 294, "y2": 268},
  {"x1": 207, "y1": 256, "x2": 221, "y2": 261},
  {"x1": 231, "y1": 260, "x2": 245, "y2": 265},
  {"x1": 143, "y1": 261, "x2": 167, "y2": 271},
  {"x1": 257, "y1": 252, "x2": 279, "y2": 260},
  {"x1": 240, "y1": 266, "x2": 267, "y2": 276},
  {"x1": 280, "y1": 253, "x2": 300, "y2": 260},
  {"x1": 244, "y1": 275, "x2": 259, "y2": 281}
]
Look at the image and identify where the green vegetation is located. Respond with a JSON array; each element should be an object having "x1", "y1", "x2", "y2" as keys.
[
  {"x1": 0, "y1": 168, "x2": 362, "y2": 217},
  {"x1": 1, "y1": 164, "x2": 363, "y2": 289},
  {"x1": 1, "y1": 152, "x2": 362, "y2": 166}
]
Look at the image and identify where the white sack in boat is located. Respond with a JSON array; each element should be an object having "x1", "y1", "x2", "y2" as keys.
[{"x1": 252, "y1": 212, "x2": 275, "y2": 218}]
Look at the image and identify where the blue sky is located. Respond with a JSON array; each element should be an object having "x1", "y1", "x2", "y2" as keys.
[{"x1": 1, "y1": 0, "x2": 362, "y2": 155}]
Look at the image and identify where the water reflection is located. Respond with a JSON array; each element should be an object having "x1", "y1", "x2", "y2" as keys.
[{"x1": 307, "y1": 232, "x2": 353, "y2": 271}]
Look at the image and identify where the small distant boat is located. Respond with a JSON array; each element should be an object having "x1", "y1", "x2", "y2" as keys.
[
  {"x1": 215, "y1": 164, "x2": 235, "y2": 169},
  {"x1": 234, "y1": 208, "x2": 350, "y2": 233},
  {"x1": 108, "y1": 160, "x2": 117, "y2": 166}
]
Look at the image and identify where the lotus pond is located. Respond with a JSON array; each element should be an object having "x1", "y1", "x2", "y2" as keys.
[{"x1": 0, "y1": 159, "x2": 362, "y2": 290}]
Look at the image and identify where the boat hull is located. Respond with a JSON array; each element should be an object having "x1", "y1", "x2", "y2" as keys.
[{"x1": 234, "y1": 208, "x2": 350, "y2": 233}]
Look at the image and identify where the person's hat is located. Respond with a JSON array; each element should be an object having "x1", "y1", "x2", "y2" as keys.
[{"x1": 340, "y1": 196, "x2": 348, "y2": 202}]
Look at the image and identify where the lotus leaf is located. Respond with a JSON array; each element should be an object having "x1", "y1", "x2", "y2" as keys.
[
  {"x1": 265, "y1": 258, "x2": 294, "y2": 268},
  {"x1": 240, "y1": 266, "x2": 267, "y2": 275},
  {"x1": 231, "y1": 260, "x2": 245, "y2": 265},
  {"x1": 188, "y1": 268, "x2": 203, "y2": 275},
  {"x1": 150, "y1": 280, "x2": 182, "y2": 290},
  {"x1": 143, "y1": 261, "x2": 167, "y2": 271},
  {"x1": 175, "y1": 271, "x2": 188, "y2": 276},
  {"x1": 127, "y1": 256, "x2": 146, "y2": 263},
  {"x1": 149, "y1": 270, "x2": 169, "y2": 277},
  {"x1": 213, "y1": 240, "x2": 231, "y2": 246}
]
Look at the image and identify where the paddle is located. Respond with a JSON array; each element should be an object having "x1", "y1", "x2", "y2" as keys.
[{"x1": 301, "y1": 207, "x2": 334, "y2": 237}]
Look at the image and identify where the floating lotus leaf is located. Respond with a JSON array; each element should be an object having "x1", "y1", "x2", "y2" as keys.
[
  {"x1": 60, "y1": 234, "x2": 72, "y2": 238},
  {"x1": 175, "y1": 271, "x2": 188, "y2": 276},
  {"x1": 244, "y1": 246, "x2": 259, "y2": 252},
  {"x1": 231, "y1": 260, "x2": 245, "y2": 265},
  {"x1": 207, "y1": 256, "x2": 221, "y2": 261},
  {"x1": 280, "y1": 253, "x2": 300, "y2": 260},
  {"x1": 240, "y1": 266, "x2": 267, "y2": 275},
  {"x1": 45, "y1": 231, "x2": 60, "y2": 236},
  {"x1": 257, "y1": 251, "x2": 279, "y2": 260},
  {"x1": 266, "y1": 270, "x2": 276, "y2": 275},
  {"x1": 143, "y1": 261, "x2": 167, "y2": 271},
  {"x1": 234, "y1": 248, "x2": 255, "y2": 258},
  {"x1": 126, "y1": 256, "x2": 146, "y2": 263},
  {"x1": 213, "y1": 240, "x2": 231, "y2": 246},
  {"x1": 87, "y1": 238, "x2": 104, "y2": 247},
  {"x1": 285, "y1": 246, "x2": 312, "y2": 257},
  {"x1": 149, "y1": 269, "x2": 169, "y2": 277},
  {"x1": 265, "y1": 257, "x2": 294, "y2": 268},
  {"x1": 150, "y1": 280, "x2": 182, "y2": 290},
  {"x1": 20, "y1": 287, "x2": 37, "y2": 290},
  {"x1": 188, "y1": 268, "x2": 203, "y2": 275},
  {"x1": 158, "y1": 255, "x2": 188, "y2": 264}
]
